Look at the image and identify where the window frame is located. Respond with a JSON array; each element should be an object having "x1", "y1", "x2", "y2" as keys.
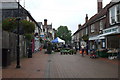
[
  {"x1": 99, "y1": 20, "x2": 104, "y2": 31},
  {"x1": 90, "y1": 24, "x2": 95, "y2": 33},
  {"x1": 116, "y1": 3, "x2": 120, "y2": 23}
]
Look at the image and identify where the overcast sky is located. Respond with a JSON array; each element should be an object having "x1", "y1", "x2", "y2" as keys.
[{"x1": 19, "y1": 0, "x2": 111, "y2": 34}]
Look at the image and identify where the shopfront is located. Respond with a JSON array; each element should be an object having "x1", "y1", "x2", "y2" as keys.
[
  {"x1": 101, "y1": 26, "x2": 120, "y2": 49},
  {"x1": 89, "y1": 35, "x2": 105, "y2": 50}
]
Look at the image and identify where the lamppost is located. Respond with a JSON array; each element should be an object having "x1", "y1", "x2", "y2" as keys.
[{"x1": 16, "y1": 0, "x2": 21, "y2": 68}]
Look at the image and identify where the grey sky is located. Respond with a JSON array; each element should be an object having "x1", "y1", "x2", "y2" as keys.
[{"x1": 19, "y1": 0, "x2": 111, "y2": 34}]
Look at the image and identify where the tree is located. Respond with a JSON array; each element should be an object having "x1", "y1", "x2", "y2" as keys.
[{"x1": 56, "y1": 26, "x2": 72, "y2": 44}]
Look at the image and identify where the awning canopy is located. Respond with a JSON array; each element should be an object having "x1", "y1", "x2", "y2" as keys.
[
  {"x1": 89, "y1": 35, "x2": 105, "y2": 40},
  {"x1": 51, "y1": 37, "x2": 65, "y2": 43}
]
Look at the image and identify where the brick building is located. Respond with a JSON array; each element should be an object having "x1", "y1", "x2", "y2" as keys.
[{"x1": 73, "y1": 0, "x2": 120, "y2": 53}]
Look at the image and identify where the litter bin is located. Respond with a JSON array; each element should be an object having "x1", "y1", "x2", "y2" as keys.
[
  {"x1": 28, "y1": 48, "x2": 32, "y2": 58},
  {"x1": 2, "y1": 48, "x2": 11, "y2": 67}
]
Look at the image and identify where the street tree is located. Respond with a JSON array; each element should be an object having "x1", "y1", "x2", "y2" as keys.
[{"x1": 56, "y1": 26, "x2": 72, "y2": 44}]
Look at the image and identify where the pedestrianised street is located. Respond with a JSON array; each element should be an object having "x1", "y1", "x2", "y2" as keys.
[{"x1": 2, "y1": 50, "x2": 118, "y2": 78}]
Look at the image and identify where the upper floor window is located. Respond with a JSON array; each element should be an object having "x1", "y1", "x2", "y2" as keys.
[
  {"x1": 109, "y1": 3, "x2": 120, "y2": 25},
  {"x1": 91, "y1": 24, "x2": 95, "y2": 33},
  {"x1": 85, "y1": 28, "x2": 88, "y2": 35},
  {"x1": 109, "y1": 6, "x2": 116, "y2": 24},
  {"x1": 100, "y1": 20, "x2": 104, "y2": 30},
  {"x1": 117, "y1": 4, "x2": 120, "y2": 23}
]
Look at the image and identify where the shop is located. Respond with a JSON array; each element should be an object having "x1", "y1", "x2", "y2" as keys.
[
  {"x1": 101, "y1": 26, "x2": 120, "y2": 49},
  {"x1": 89, "y1": 35, "x2": 105, "y2": 50},
  {"x1": 97, "y1": 26, "x2": 120, "y2": 58}
]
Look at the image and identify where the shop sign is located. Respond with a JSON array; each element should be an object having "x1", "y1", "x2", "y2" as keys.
[
  {"x1": 40, "y1": 35, "x2": 44, "y2": 37},
  {"x1": 103, "y1": 26, "x2": 120, "y2": 34}
]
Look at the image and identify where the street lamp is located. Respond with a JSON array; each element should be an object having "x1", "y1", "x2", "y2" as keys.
[{"x1": 16, "y1": 0, "x2": 21, "y2": 68}]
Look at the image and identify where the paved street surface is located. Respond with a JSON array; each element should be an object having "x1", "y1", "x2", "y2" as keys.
[{"x1": 2, "y1": 50, "x2": 119, "y2": 78}]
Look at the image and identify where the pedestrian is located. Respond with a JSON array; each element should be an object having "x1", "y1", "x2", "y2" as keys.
[
  {"x1": 47, "y1": 42, "x2": 52, "y2": 54},
  {"x1": 81, "y1": 44, "x2": 85, "y2": 56}
]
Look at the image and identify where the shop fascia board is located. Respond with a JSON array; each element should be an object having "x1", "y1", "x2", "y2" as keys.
[{"x1": 101, "y1": 26, "x2": 120, "y2": 37}]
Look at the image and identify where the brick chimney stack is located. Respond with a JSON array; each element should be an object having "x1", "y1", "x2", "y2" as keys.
[
  {"x1": 85, "y1": 14, "x2": 88, "y2": 23},
  {"x1": 44, "y1": 19, "x2": 47, "y2": 26},
  {"x1": 97, "y1": 0, "x2": 103, "y2": 13},
  {"x1": 78, "y1": 24, "x2": 81, "y2": 29}
]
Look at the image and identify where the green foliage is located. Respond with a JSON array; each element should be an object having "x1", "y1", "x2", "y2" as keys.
[
  {"x1": 39, "y1": 38, "x2": 43, "y2": 42},
  {"x1": 21, "y1": 20, "x2": 35, "y2": 34},
  {"x1": 2, "y1": 17, "x2": 17, "y2": 32},
  {"x1": 2, "y1": 18, "x2": 35, "y2": 34},
  {"x1": 82, "y1": 35, "x2": 89, "y2": 42},
  {"x1": 2, "y1": 17, "x2": 35, "y2": 42},
  {"x1": 22, "y1": 20, "x2": 35, "y2": 41},
  {"x1": 56, "y1": 26, "x2": 72, "y2": 43},
  {"x1": 24, "y1": 34, "x2": 33, "y2": 41}
]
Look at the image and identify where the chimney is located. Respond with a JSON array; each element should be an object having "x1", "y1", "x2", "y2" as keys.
[
  {"x1": 85, "y1": 14, "x2": 88, "y2": 23},
  {"x1": 97, "y1": 0, "x2": 103, "y2": 13},
  {"x1": 44, "y1": 19, "x2": 47, "y2": 26},
  {"x1": 78, "y1": 24, "x2": 81, "y2": 29}
]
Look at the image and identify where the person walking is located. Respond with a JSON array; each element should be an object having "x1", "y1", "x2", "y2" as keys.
[
  {"x1": 81, "y1": 44, "x2": 85, "y2": 57},
  {"x1": 47, "y1": 42, "x2": 52, "y2": 54}
]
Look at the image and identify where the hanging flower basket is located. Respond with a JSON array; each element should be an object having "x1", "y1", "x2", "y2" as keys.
[{"x1": 82, "y1": 35, "x2": 89, "y2": 42}]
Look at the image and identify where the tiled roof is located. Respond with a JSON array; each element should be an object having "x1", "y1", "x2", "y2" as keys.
[
  {"x1": 87, "y1": 2, "x2": 116, "y2": 25},
  {"x1": 72, "y1": 1, "x2": 118, "y2": 36}
]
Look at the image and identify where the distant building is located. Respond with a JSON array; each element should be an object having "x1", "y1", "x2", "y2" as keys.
[
  {"x1": 42, "y1": 19, "x2": 53, "y2": 41},
  {"x1": 1, "y1": 0, "x2": 16, "y2": 2},
  {"x1": 2, "y1": 1, "x2": 41, "y2": 52}
]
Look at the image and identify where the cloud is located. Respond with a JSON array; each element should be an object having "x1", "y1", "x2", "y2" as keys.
[{"x1": 20, "y1": 0, "x2": 111, "y2": 34}]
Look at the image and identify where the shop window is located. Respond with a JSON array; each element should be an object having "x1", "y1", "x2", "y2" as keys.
[
  {"x1": 117, "y1": 4, "x2": 120, "y2": 23},
  {"x1": 107, "y1": 36, "x2": 120, "y2": 49}
]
